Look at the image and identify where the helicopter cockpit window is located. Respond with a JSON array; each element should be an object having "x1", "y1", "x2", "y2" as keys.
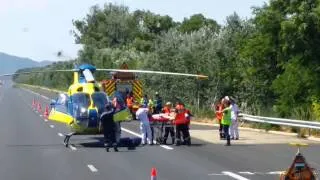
[
  {"x1": 91, "y1": 92, "x2": 110, "y2": 114},
  {"x1": 70, "y1": 93, "x2": 91, "y2": 118},
  {"x1": 57, "y1": 93, "x2": 68, "y2": 105},
  {"x1": 71, "y1": 93, "x2": 91, "y2": 108}
]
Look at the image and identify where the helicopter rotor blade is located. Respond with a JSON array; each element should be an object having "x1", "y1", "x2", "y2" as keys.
[
  {"x1": 0, "y1": 69, "x2": 76, "y2": 77},
  {"x1": 96, "y1": 69, "x2": 208, "y2": 79}
]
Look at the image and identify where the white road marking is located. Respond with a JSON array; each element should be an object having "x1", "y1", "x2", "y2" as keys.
[
  {"x1": 58, "y1": 133, "x2": 64, "y2": 137},
  {"x1": 154, "y1": 140, "x2": 174, "y2": 150},
  {"x1": 239, "y1": 172, "x2": 255, "y2": 175},
  {"x1": 41, "y1": 95, "x2": 49, "y2": 100},
  {"x1": 208, "y1": 173, "x2": 224, "y2": 176},
  {"x1": 44, "y1": 119, "x2": 48, "y2": 122},
  {"x1": 87, "y1": 164, "x2": 98, "y2": 172},
  {"x1": 222, "y1": 171, "x2": 250, "y2": 180},
  {"x1": 121, "y1": 127, "x2": 174, "y2": 150},
  {"x1": 39, "y1": 114, "x2": 43, "y2": 117},
  {"x1": 69, "y1": 145, "x2": 77, "y2": 151},
  {"x1": 50, "y1": 125, "x2": 54, "y2": 128},
  {"x1": 267, "y1": 171, "x2": 284, "y2": 175},
  {"x1": 121, "y1": 127, "x2": 142, "y2": 137}
]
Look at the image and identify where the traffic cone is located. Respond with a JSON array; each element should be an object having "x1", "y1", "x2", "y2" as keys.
[
  {"x1": 32, "y1": 99, "x2": 36, "y2": 109},
  {"x1": 43, "y1": 105, "x2": 49, "y2": 119},
  {"x1": 37, "y1": 102, "x2": 42, "y2": 113},
  {"x1": 151, "y1": 167, "x2": 157, "y2": 180}
]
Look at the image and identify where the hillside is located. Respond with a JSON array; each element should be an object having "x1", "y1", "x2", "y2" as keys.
[{"x1": 0, "y1": 52, "x2": 52, "y2": 74}]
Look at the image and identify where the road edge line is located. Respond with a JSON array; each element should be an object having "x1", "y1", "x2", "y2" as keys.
[{"x1": 222, "y1": 171, "x2": 250, "y2": 180}]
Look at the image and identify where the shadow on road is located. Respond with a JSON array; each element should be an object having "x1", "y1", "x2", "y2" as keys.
[{"x1": 6, "y1": 144, "x2": 65, "y2": 149}]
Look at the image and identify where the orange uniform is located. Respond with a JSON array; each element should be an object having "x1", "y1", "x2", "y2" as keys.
[
  {"x1": 162, "y1": 107, "x2": 171, "y2": 114},
  {"x1": 215, "y1": 104, "x2": 224, "y2": 122},
  {"x1": 126, "y1": 96, "x2": 134, "y2": 108}
]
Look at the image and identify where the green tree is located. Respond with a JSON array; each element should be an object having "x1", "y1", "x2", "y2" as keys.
[{"x1": 179, "y1": 14, "x2": 220, "y2": 33}]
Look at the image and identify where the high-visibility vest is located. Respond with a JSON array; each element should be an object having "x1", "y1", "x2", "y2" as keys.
[
  {"x1": 216, "y1": 104, "x2": 223, "y2": 121},
  {"x1": 221, "y1": 106, "x2": 232, "y2": 125},
  {"x1": 126, "y1": 97, "x2": 133, "y2": 107},
  {"x1": 175, "y1": 109, "x2": 188, "y2": 125}
]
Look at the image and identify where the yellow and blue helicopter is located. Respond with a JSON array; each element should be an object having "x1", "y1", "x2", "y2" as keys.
[
  {"x1": 3, "y1": 63, "x2": 208, "y2": 147},
  {"x1": 48, "y1": 64, "x2": 134, "y2": 147}
]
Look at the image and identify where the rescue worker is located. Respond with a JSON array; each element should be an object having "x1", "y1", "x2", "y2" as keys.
[
  {"x1": 140, "y1": 94, "x2": 148, "y2": 107},
  {"x1": 230, "y1": 98, "x2": 240, "y2": 140},
  {"x1": 147, "y1": 97, "x2": 155, "y2": 143},
  {"x1": 136, "y1": 104, "x2": 153, "y2": 145},
  {"x1": 148, "y1": 96, "x2": 155, "y2": 114},
  {"x1": 174, "y1": 104, "x2": 191, "y2": 146},
  {"x1": 100, "y1": 102, "x2": 118, "y2": 152},
  {"x1": 154, "y1": 92, "x2": 163, "y2": 114},
  {"x1": 112, "y1": 91, "x2": 125, "y2": 143},
  {"x1": 221, "y1": 98, "x2": 232, "y2": 146},
  {"x1": 162, "y1": 102, "x2": 175, "y2": 144},
  {"x1": 126, "y1": 93, "x2": 134, "y2": 119},
  {"x1": 214, "y1": 98, "x2": 225, "y2": 139},
  {"x1": 184, "y1": 105, "x2": 192, "y2": 145}
]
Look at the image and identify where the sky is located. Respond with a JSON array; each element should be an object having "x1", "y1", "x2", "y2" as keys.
[{"x1": 0, "y1": 0, "x2": 266, "y2": 62}]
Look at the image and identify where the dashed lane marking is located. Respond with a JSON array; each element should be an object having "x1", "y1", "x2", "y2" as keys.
[
  {"x1": 267, "y1": 171, "x2": 284, "y2": 175},
  {"x1": 87, "y1": 164, "x2": 98, "y2": 172},
  {"x1": 121, "y1": 127, "x2": 174, "y2": 150},
  {"x1": 239, "y1": 172, "x2": 255, "y2": 175},
  {"x1": 208, "y1": 173, "x2": 224, "y2": 176},
  {"x1": 209, "y1": 171, "x2": 286, "y2": 177},
  {"x1": 50, "y1": 125, "x2": 54, "y2": 128},
  {"x1": 222, "y1": 171, "x2": 250, "y2": 180},
  {"x1": 69, "y1": 145, "x2": 77, "y2": 151},
  {"x1": 58, "y1": 133, "x2": 64, "y2": 137}
]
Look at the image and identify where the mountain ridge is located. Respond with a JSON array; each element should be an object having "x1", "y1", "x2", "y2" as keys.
[{"x1": 0, "y1": 52, "x2": 53, "y2": 74}]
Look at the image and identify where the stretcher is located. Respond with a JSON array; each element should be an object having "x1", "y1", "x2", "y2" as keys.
[{"x1": 149, "y1": 113, "x2": 175, "y2": 144}]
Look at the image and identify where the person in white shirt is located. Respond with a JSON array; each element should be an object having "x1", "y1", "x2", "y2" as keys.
[
  {"x1": 136, "y1": 104, "x2": 153, "y2": 145},
  {"x1": 229, "y1": 98, "x2": 240, "y2": 140}
]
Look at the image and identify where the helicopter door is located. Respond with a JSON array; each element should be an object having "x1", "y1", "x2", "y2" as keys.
[
  {"x1": 54, "y1": 93, "x2": 69, "y2": 113},
  {"x1": 70, "y1": 93, "x2": 91, "y2": 127},
  {"x1": 91, "y1": 92, "x2": 109, "y2": 114}
]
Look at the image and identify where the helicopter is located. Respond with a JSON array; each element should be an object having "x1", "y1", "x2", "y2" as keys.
[{"x1": 2, "y1": 63, "x2": 208, "y2": 148}]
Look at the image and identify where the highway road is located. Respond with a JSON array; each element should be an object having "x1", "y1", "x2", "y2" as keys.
[{"x1": 0, "y1": 80, "x2": 320, "y2": 180}]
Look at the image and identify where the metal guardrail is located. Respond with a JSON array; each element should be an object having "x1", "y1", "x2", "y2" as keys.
[{"x1": 240, "y1": 113, "x2": 320, "y2": 130}]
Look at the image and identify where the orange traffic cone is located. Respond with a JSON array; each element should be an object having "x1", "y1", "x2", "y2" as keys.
[
  {"x1": 43, "y1": 105, "x2": 49, "y2": 118},
  {"x1": 37, "y1": 102, "x2": 42, "y2": 113},
  {"x1": 151, "y1": 167, "x2": 157, "y2": 180},
  {"x1": 32, "y1": 99, "x2": 36, "y2": 109}
]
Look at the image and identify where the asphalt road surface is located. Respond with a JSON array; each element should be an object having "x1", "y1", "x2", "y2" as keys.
[{"x1": 0, "y1": 80, "x2": 320, "y2": 180}]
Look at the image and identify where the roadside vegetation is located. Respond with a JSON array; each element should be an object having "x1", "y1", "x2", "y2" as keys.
[{"x1": 13, "y1": 0, "x2": 320, "y2": 126}]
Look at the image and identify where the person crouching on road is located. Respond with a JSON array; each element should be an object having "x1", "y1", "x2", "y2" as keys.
[
  {"x1": 221, "y1": 99, "x2": 232, "y2": 146},
  {"x1": 162, "y1": 102, "x2": 175, "y2": 144},
  {"x1": 136, "y1": 104, "x2": 153, "y2": 145},
  {"x1": 175, "y1": 104, "x2": 191, "y2": 146},
  {"x1": 100, "y1": 102, "x2": 118, "y2": 151}
]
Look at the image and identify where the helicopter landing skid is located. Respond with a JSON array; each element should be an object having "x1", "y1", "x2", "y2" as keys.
[{"x1": 63, "y1": 132, "x2": 76, "y2": 147}]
